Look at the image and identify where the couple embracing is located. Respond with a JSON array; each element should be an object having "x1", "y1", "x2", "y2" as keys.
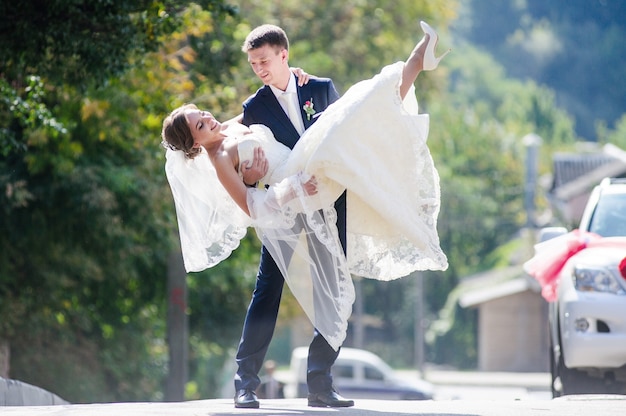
[{"x1": 162, "y1": 22, "x2": 450, "y2": 408}]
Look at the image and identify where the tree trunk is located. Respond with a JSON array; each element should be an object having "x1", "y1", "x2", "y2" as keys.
[
  {"x1": 0, "y1": 339, "x2": 9, "y2": 378},
  {"x1": 164, "y1": 249, "x2": 188, "y2": 402}
]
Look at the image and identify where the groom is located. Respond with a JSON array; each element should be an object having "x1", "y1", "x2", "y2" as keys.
[{"x1": 233, "y1": 24, "x2": 351, "y2": 409}]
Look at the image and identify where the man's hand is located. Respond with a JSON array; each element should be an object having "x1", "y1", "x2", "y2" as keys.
[
  {"x1": 302, "y1": 174, "x2": 318, "y2": 196},
  {"x1": 241, "y1": 147, "x2": 268, "y2": 187}
]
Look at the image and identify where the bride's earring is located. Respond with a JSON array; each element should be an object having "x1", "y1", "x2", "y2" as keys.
[{"x1": 420, "y1": 21, "x2": 451, "y2": 71}]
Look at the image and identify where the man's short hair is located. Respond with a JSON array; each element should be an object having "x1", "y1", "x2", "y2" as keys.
[{"x1": 242, "y1": 24, "x2": 289, "y2": 52}]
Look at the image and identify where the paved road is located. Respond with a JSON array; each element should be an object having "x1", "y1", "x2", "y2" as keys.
[
  {"x1": 424, "y1": 370, "x2": 552, "y2": 401},
  {"x1": 2, "y1": 395, "x2": 626, "y2": 416},
  {"x1": 4, "y1": 371, "x2": 625, "y2": 415}
]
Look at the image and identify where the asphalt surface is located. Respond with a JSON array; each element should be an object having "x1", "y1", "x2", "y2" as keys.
[
  {"x1": 3, "y1": 372, "x2": 625, "y2": 415},
  {"x1": 2, "y1": 395, "x2": 626, "y2": 416}
]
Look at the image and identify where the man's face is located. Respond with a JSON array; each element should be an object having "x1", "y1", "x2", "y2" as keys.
[{"x1": 247, "y1": 44, "x2": 288, "y2": 88}]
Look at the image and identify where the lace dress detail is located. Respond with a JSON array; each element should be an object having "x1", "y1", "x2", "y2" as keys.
[{"x1": 247, "y1": 62, "x2": 448, "y2": 280}]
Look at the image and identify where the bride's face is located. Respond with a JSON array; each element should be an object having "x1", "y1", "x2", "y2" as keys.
[{"x1": 185, "y1": 109, "x2": 225, "y2": 147}]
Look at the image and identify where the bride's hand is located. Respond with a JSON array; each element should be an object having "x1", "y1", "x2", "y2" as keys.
[
  {"x1": 302, "y1": 174, "x2": 318, "y2": 196},
  {"x1": 290, "y1": 67, "x2": 312, "y2": 86},
  {"x1": 241, "y1": 147, "x2": 268, "y2": 186}
]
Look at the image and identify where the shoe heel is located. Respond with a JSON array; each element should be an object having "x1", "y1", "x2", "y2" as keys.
[{"x1": 420, "y1": 21, "x2": 451, "y2": 70}]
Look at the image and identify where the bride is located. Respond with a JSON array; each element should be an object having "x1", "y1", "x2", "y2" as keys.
[{"x1": 162, "y1": 21, "x2": 449, "y2": 350}]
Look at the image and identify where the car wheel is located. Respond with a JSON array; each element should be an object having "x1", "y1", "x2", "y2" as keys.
[
  {"x1": 549, "y1": 335, "x2": 561, "y2": 398},
  {"x1": 557, "y1": 353, "x2": 589, "y2": 395},
  {"x1": 554, "y1": 316, "x2": 603, "y2": 395},
  {"x1": 557, "y1": 353, "x2": 625, "y2": 395}
]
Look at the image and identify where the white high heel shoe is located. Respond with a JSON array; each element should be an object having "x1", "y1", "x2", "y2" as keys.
[{"x1": 420, "y1": 21, "x2": 451, "y2": 71}]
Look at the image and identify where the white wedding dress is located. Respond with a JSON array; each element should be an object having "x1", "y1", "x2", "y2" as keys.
[{"x1": 165, "y1": 62, "x2": 447, "y2": 350}]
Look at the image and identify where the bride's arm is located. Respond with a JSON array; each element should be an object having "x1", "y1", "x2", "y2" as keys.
[
  {"x1": 213, "y1": 153, "x2": 317, "y2": 218},
  {"x1": 213, "y1": 155, "x2": 252, "y2": 215},
  {"x1": 247, "y1": 173, "x2": 318, "y2": 225}
]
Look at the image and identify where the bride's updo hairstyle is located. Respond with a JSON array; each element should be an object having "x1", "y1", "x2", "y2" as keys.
[{"x1": 161, "y1": 104, "x2": 202, "y2": 159}]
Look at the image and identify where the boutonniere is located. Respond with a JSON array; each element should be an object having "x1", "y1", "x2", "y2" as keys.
[{"x1": 303, "y1": 98, "x2": 316, "y2": 120}]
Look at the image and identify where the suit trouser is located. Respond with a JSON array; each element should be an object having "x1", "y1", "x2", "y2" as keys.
[{"x1": 234, "y1": 191, "x2": 347, "y2": 394}]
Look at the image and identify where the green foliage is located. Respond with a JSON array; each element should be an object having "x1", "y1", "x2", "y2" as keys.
[
  {"x1": 10, "y1": 306, "x2": 167, "y2": 402},
  {"x1": 0, "y1": 0, "x2": 236, "y2": 89},
  {"x1": 430, "y1": 44, "x2": 576, "y2": 275},
  {"x1": 1, "y1": 121, "x2": 173, "y2": 400},
  {"x1": 185, "y1": 234, "x2": 260, "y2": 399},
  {"x1": 0, "y1": 77, "x2": 67, "y2": 158},
  {"x1": 430, "y1": 304, "x2": 478, "y2": 367},
  {"x1": 598, "y1": 114, "x2": 626, "y2": 149},
  {"x1": 461, "y1": 0, "x2": 626, "y2": 141}
]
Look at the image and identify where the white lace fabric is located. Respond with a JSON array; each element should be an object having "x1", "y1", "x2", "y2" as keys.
[{"x1": 247, "y1": 177, "x2": 354, "y2": 350}]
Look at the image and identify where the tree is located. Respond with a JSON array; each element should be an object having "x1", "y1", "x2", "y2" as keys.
[
  {"x1": 0, "y1": 0, "x2": 239, "y2": 402},
  {"x1": 0, "y1": 0, "x2": 238, "y2": 88},
  {"x1": 461, "y1": 0, "x2": 626, "y2": 141}
]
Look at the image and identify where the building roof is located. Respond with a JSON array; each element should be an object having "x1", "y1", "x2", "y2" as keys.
[
  {"x1": 457, "y1": 266, "x2": 540, "y2": 308},
  {"x1": 550, "y1": 152, "x2": 616, "y2": 191},
  {"x1": 550, "y1": 143, "x2": 626, "y2": 202}
]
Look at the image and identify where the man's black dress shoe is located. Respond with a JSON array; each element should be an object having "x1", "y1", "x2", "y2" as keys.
[
  {"x1": 234, "y1": 389, "x2": 259, "y2": 408},
  {"x1": 307, "y1": 390, "x2": 354, "y2": 407}
]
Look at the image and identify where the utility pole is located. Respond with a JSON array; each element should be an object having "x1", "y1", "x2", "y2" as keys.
[
  {"x1": 523, "y1": 133, "x2": 542, "y2": 229},
  {"x1": 414, "y1": 271, "x2": 425, "y2": 377}
]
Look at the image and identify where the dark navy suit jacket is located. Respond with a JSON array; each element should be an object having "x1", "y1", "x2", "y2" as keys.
[{"x1": 241, "y1": 76, "x2": 340, "y2": 150}]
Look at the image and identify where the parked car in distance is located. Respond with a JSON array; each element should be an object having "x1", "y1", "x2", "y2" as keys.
[
  {"x1": 286, "y1": 346, "x2": 434, "y2": 400},
  {"x1": 539, "y1": 177, "x2": 626, "y2": 397}
]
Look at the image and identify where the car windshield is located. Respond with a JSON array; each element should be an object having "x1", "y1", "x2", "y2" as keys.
[{"x1": 588, "y1": 193, "x2": 626, "y2": 237}]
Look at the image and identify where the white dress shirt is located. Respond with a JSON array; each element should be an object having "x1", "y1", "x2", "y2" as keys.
[{"x1": 270, "y1": 74, "x2": 305, "y2": 135}]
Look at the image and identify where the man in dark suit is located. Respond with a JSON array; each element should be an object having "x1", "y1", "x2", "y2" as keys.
[{"x1": 233, "y1": 24, "x2": 351, "y2": 409}]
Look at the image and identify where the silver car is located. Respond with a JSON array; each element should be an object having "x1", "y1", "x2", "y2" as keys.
[
  {"x1": 287, "y1": 347, "x2": 434, "y2": 400},
  {"x1": 542, "y1": 178, "x2": 626, "y2": 396}
]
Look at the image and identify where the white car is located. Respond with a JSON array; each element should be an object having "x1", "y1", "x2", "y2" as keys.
[
  {"x1": 541, "y1": 178, "x2": 626, "y2": 396},
  {"x1": 286, "y1": 346, "x2": 434, "y2": 400}
]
